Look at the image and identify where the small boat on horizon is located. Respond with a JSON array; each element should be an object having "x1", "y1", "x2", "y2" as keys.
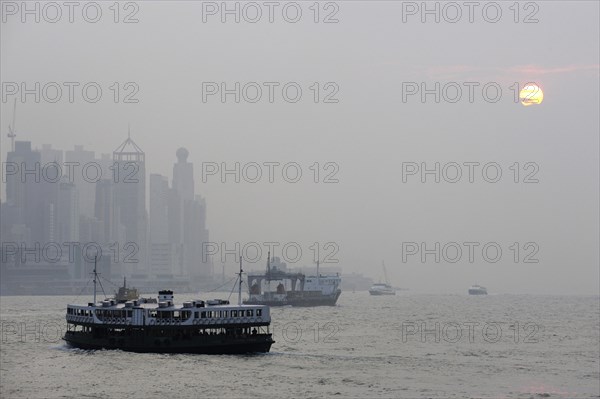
[
  {"x1": 369, "y1": 261, "x2": 396, "y2": 296},
  {"x1": 468, "y1": 285, "x2": 488, "y2": 295}
]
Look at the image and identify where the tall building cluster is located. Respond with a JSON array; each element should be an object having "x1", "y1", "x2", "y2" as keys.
[
  {"x1": 148, "y1": 147, "x2": 211, "y2": 281},
  {"x1": 1, "y1": 136, "x2": 212, "y2": 294}
]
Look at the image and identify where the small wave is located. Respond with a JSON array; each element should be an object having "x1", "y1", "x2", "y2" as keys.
[{"x1": 49, "y1": 343, "x2": 97, "y2": 354}]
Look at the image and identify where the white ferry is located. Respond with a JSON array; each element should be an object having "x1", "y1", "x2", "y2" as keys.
[{"x1": 63, "y1": 260, "x2": 274, "y2": 354}]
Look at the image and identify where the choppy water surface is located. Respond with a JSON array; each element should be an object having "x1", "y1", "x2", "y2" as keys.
[{"x1": 1, "y1": 293, "x2": 598, "y2": 398}]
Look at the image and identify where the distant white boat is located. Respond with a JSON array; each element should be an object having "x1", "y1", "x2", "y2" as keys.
[
  {"x1": 369, "y1": 261, "x2": 396, "y2": 296},
  {"x1": 468, "y1": 285, "x2": 488, "y2": 295},
  {"x1": 369, "y1": 283, "x2": 396, "y2": 295}
]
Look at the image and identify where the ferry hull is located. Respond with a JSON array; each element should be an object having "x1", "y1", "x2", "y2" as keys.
[{"x1": 64, "y1": 331, "x2": 274, "y2": 354}]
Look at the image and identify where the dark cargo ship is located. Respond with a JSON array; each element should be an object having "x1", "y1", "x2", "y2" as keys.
[
  {"x1": 244, "y1": 255, "x2": 341, "y2": 307},
  {"x1": 114, "y1": 277, "x2": 157, "y2": 304}
]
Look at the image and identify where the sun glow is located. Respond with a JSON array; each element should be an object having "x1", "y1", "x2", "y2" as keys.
[{"x1": 519, "y1": 83, "x2": 544, "y2": 106}]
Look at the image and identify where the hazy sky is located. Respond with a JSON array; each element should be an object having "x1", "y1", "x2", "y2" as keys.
[{"x1": 1, "y1": 1, "x2": 598, "y2": 294}]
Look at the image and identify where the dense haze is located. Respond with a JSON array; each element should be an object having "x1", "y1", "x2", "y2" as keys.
[{"x1": 1, "y1": 1, "x2": 598, "y2": 294}]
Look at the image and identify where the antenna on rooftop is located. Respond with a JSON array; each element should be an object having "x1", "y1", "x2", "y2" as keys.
[{"x1": 7, "y1": 98, "x2": 17, "y2": 151}]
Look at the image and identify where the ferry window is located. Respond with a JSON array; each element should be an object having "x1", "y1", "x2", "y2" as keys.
[
  {"x1": 257, "y1": 309, "x2": 262, "y2": 316},
  {"x1": 173, "y1": 311, "x2": 180, "y2": 318},
  {"x1": 194, "y1": 311, "x2": 199, "y2": 318},
  {"x1": 247, "y1": 310, "x2": 253, "y2": 317},
  {"x1": 201, "y1": 312, "x2": 206, "y2": 319},
  {"x1": 223, "y1": 311, "x2": 228, "y2": 318},
  {"x1": 127, "y1": 310, "x2": 132, "y2": 317},
  {"x1": 239, "y1": 310, "x2": 245, "y2": 317},
  {"x1": 231, "y1": 310, "x2": 237, "y2": 317},
  {"x1": 150, "y1": 311, "x2": 157, "y2": 318}
]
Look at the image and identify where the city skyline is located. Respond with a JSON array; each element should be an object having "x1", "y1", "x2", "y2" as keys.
[{"x1": 0, "y1": 134, "x2": 214, "y2": 294}]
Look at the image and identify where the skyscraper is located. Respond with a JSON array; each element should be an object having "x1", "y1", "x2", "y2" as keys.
[
  {"x1": 170, "y1": 148, "x2": 211, "y2": 280},
  {"x1": 173, "y1": 148, "x2": 194, "y2": 202},
  {"x1": 113, "y1": 134, "x2": 147, "y2": 275},
  {"x1": 149, "y1": 174, "x2": 169, "y2": 243},
  {"x1": 4, "y1": 141, "x2": 52, "y2": 244},
  {"x1": 39, "y1": 144, "x2": 63, "y2": 166},
  {"x1": 65, "y1": 145, "x2": 95, "y2": 219},
  {"x1": 95, "y1": 179, "x2": 124, "y2": 245},
  {"x1": 149, "y1": 173, "x2": 174, "y2": 276},
  {"x1": 56, "y1": 180, "x2": 79, "y2": 243}
]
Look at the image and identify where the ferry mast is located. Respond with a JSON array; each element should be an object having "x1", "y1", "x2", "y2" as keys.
[
  {"x1": 238, "y1": 256, "x2": 243, "y2": 305},
  {"x1": 93, "y1": 256, "x2": 98, "y2": 304}
]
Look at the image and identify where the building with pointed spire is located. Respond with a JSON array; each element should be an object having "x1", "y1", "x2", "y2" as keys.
[{"x1": 113, "y1": 133, "x2": 147, "y2": 276}]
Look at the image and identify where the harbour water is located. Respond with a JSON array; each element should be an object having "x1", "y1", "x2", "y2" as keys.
[{"x1": 1, "y1": 293, "x2": 598, "y2": 398}]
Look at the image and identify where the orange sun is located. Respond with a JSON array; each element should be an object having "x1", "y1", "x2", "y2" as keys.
[{"x1": 519, "y1": 83, "x2": 544, "y2": 106}]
